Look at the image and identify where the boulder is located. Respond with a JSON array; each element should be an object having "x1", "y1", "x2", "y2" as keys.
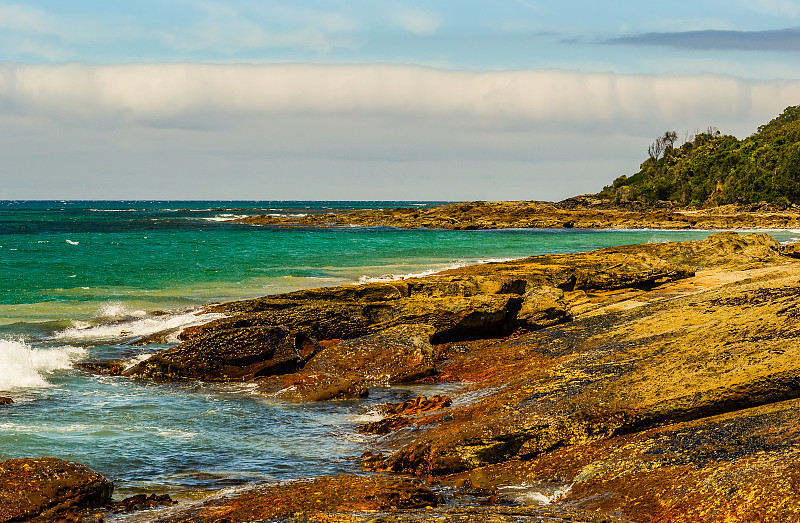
[
  {"x1": 783, "y1": 241, "x2": 800, "y2": 258},
  {"x1": 517, "y1": 286, "x2": 570, "y2": 330},
  {"x1": 267, "y1": 324, "x2": 437, "y2": 401},
  {"x1": 126, "y1": 326, "x2": 319, "y2": 381},
  {"x1": 0, "y1": 458, "x2": 112, "y2": 522}
]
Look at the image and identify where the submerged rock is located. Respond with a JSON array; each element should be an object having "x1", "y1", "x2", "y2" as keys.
[
  {"x1": 0, "y1": 457, "x2": 113, "y2": 522},
  {"x1": 109, "y1": 493, "x2": 177, "y2": 513}
]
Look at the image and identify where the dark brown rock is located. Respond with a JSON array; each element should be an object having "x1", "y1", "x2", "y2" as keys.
[
  {"x1": 125, "y1": 325, "x2": 319, "y2": 381},
  {"x1": 0, "y1": 397, "x2": 12, "y2": 405},
  {"x1": 267, "y1": 324, "x2": 437, "y2": 401},
  {"x1": 0, "y1": 458, "x2": 113, "y2": 522},
  {"x1": 783, "y1": 241, "x2": 800, "y2": 258},
  {"x1": 150, "y1": 475, "x2": 438, "y2": 523},
  {"x1": 109, "y1": 493, "x2": 177, "y2": 513},
  {"x1": 75, "y1": 361, "x2": 126, "y2": 376},
  {"x1": 360, "y1": 395, "x2": 452, "y2": 435}
]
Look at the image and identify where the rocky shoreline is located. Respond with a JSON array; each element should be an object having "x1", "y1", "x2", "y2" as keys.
[
  {"x1": 6, "y1": 232, "x2": 800, "y2": 522},
  {"x1": 237, "y1": 199, "x2": 800, "y2": 230}
]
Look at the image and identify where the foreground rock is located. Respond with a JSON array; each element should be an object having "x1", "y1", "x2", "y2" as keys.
[
  {"x1": 98, "y1": 231, "x2": 800, "y2": 522},
  {"x1": 152, "y1": 475, "x2": 439, "y2": 522},
  {"x1": 450, "y1": 397, "x2": 800, "y2": 523},
  {"x1": 237, "y1": 199, "x2": 800, "y2": 230},
  {"x1": 0, "y1": 458, "x2": 113, "y2": 522},
  {"x1": 150, "y1": 475, "x2": 633, "y2": 523}
]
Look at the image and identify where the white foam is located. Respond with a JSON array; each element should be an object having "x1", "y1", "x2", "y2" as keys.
[
  {"x1": 357, "y1": 262, "x2": 469, "y2": 283},
  {"x1": 500, "y1": 483, "x2": 572, "y2": 505},
  {"x1": 355, "y1": 258, "x2": 521, "y2": 285},
  {"x1": 202, "y1": 214, "x2": 250, "y2": 222},
  {"x1": 0, "y1": 339, "x2": 86, "y2": 391},
  {"x1": 475, "y1": 257, "x2": 516, "y2": 264},
  {"x1": 98, "y1": 301, "x2": 147, "y2": 319},
  {"x1": 66, "y1": 240, "x2": 79, "y2": 245},
  {"x1": 54, "y1": 309, "x2": 225, "y2": 344},
  {"x1": 122, "y1": 353, "x2": 155, "y2": 369}
]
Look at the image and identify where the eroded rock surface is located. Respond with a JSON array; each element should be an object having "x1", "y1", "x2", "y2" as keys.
[
  {"x1": 0, "y1": 458, "x2": 113, "y2": 523},
  {"x1": 85, "y1": 231, "x2": 800, "y2": 523},
  {"x1": 151, "y1": 475, "x2": 439, "y2": 523}
]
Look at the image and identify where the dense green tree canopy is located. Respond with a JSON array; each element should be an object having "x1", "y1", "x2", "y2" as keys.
[{"x1": 597, "y1": 105, "x2": 800, "y2": 207}]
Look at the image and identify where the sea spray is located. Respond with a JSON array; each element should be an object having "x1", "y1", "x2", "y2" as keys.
[
  {"x1": 0, "y1": 339, "x2": 85, "y2": 390},
  {"x1": 53, "y1": 309, "x2": 226, "y2": 344}
]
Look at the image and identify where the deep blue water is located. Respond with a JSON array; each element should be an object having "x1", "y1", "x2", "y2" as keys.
[{"x1": 1, "y1": 201, "x2": 796, "y2": 502}]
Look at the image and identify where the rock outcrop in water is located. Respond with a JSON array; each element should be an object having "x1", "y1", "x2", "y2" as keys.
[
  {"x1": 0, "y1": 458, "x2": 113, "y2": 522},
  {"x1": 122, "y1": 231, "x2": 742, "y2": 399},
  {"x1": 89, "y1": 231, "x2": 800, "y2": 522},
  {"x1": 237, "y1": 199, "x2": 800, "y2": 230}
]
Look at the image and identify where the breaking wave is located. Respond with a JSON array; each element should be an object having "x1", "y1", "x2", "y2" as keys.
[
  {"x1": 53, "y1": 306, "x2": 225, "y2": 344},
  {"x1": 356, "y1": 258, "x2": 517, "y2": 284},
  {"x1": 0, "y1": 339, "x2": 86, "y2": 390}
]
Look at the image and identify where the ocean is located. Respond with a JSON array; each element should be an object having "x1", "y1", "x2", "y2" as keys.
[{"x1": 1, "y1": 201, "x2": 797, "y2": 504}]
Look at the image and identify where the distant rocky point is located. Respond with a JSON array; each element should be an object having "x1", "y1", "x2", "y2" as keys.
[{"x1": 237, "y1": 198, "x2": 800, "y2": 230}]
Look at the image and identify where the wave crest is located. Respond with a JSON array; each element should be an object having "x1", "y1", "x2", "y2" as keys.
[{"x1": 0, "y1": 339, "x2": 86, "y2": 391}]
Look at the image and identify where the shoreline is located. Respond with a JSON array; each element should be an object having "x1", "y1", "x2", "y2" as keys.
[
  {"x1": 7, "y1": 231, "x2": 800, "y2": 522},
  {"x1": 7, "y1": 231, "x2": 800, "y2": 521},
  {"x1": 237, "y1": 199, "x2": 800, "y2": 231}
]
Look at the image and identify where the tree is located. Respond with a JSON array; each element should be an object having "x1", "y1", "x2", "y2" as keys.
[{"x1": 648, "y1": 130, "x2": 678, "y2": 161}]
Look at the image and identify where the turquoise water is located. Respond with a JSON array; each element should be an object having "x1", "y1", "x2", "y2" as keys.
[{"x1": 1, "y1": 201, "x2": 797, "y2": 500}]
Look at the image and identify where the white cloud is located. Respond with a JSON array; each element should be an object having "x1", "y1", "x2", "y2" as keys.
[
  {"x1": 737, "y1": 0, "x2": 799, "y2": 18},
  {"x1": 0, "y1": 63, "x2": 796, "y2": 134},
  {"x1": 1, "y1": 63, "x2": 799, "y2": 199},
  {"x1": 0, "y1": 3, "x2": 56, "y2": 34},
  {"x1": 389, "y1": 6, "x2": 440, "y2": 35}
]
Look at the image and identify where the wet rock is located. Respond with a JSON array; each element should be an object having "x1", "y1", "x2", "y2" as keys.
[
  {"x1": 75, "y1": 361, "x2": 126, "y2": 376},
  {"x1": 267, "y1": 324, "x2": 438, "y2": 401},
  {"x1": 108, "y1": 493, "x2": 177, "y2": 513},
  {"x1": 125, "y1": 233, "x2": 781, "y2": 397},
  {"x1": 125, "y1": 326, "x2": 319, "y2": 381},
  {"x1": 360, "y1": 395, "x2": 452, "y2": 435},
  {"x1": 0, "y1": 397, "x2": 12, "y2": 405},
  {"x1": 294, "y1": 378, "x2": 369, "y2": 402},
  {"x1": 150, "y1": 475, "x2": 438, "y2": 523},
  {"x1": 0, "y1": 457, "x2": 113, "y2": 523},
  {"x1": 199, "y1": 277, "x2": 527, "y2": 344}
]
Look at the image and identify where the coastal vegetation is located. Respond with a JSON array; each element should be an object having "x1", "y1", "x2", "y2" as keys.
[{"x1": 597, "y1": 105, "x2": 800, "y2": 207}]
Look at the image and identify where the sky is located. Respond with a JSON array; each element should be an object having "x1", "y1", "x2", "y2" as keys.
[{"x1": 3, "y1": 1, "x2": 800, "y2": 201}]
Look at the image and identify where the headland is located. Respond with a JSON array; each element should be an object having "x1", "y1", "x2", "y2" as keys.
[{"x1": 237, "y1": 198, "x2": 800, "y2": 230}]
